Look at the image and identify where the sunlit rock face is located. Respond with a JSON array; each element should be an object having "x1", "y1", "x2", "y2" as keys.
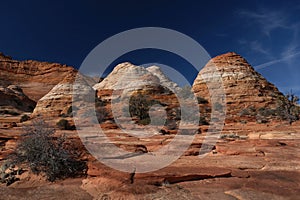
[
  {"x1": 192, "y1": 52, "x2": 287, "y2": 122},
  {"x1": 93, "y1": 62, "x2": 180, "y2": 92},
  {"x1": 0, "y1": 52, "x2": 76, "y2": 101},
  {"x1": 32, "y1": 72, "x2": 96, "y2": 118},
  {"x1": 0, "y1": 52, "x2": 95, "y2": 118}
]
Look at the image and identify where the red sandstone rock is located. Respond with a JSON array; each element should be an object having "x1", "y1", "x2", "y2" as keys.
[
  {"x1": 0, "y1": 52, "x2": 300, "y2": 199},
  {"x1": 193, "y1": 52, "x2": 287, "y2": 123},
  {"x1": 0, "y1": 52, "x2": 76, "y2": 101},
  {"x1": 0, "y1": 85, "x2": 36, "y2": 113},
  {"x1": 32, "y1": 70, "x2": 96, "y2": 118}
]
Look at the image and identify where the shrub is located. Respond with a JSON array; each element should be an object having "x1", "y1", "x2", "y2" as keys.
[
  {"x1": 12, "y1": 119, "x2": 86, "y2": 182},
  {"x1": 239, "y1": 108, "x2": 251, "y2": 116},
  {"x1": 258, "y1": 107, "x2": 276, "y2": 117},
  {"x1": 0, "y1": 110, "x2": 20, "y2": 116},
  {"x1": 129, "y1": 93, "x2": 151, "y2": 120},
  {"x1": 56, "y1": 119, "x2": 74, "y2": 130},
  {"x1": 95, "y1": 98, "x2": 107, "y2": 107},
  {"x1": 197, "y1": 96, "x2": 208, "y2": 104},
  {"x1": 96, "y1": 107, "x2": 109, "y2": 123},
  {"x1": 220, "y1": 133, "x2": 246, "y2": 140},
  {"x1": 66, "y1": 106, "x2": 73, "y2": 116},
  {"x1": 199, "y1": 116, "x2": 209, "y2": 125},
  {"x1": 276, "y1": 92, "x2": 300, "y2": 124},
  {"x1": 128, "y1": 93, "x2": 161, "y2": 125},
  {"x1": 165, "y1": 119, "x2": 178, "y2": 130},
  {"x1": 60, "y1": 106, "x2": 75, "y2": 117},
  {"x1": 240, "y1": 120, "x2": 247, "y2": 124},
  {"x1": 138, "y1": 118, "x2": 151, "y2": 125},
  {"x1": 94, "y1": 97, "x2": 110, "y2": 123},
  {"x1": 256, "y1": 118, "x2": 269, "y2": 124},
  {"x1": 254, "y1": 107, "x2": 277, "y2": 124},
  {"x1": 20, "y1": 114, "x2": 30, "y2": 122}
]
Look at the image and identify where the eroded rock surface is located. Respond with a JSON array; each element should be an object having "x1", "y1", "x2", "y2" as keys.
[
  {"x1": 193, "y1": 52, "x2": 287, "y2": 122},
  {"x1": 0, "y1": 85, "x2": 36, "y2": 113},
  {"x1": 0, "y1": 52, "x2": 76, "y2": 101},
  {"x1": 32, "y1": 72, "x2": 96, "y2": 118}
]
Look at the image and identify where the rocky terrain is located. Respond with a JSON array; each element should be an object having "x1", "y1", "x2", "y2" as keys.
[
  {"x1": 1, "y1": 120, "x2": 299, "y2": 199},
  {"x1": 193, "y1": 52, "x2": 288, "y2": 123},
  {"x1": 0, "y1": 52, "x2": 76, "y2": 101},
  {"x1": 93, "y1": 62, "x2": 180, "y2": 92},
  {"x1": 0, "y1": 85, "x2": 36, "y2": 113},
  {"x1": 93, "y1": 62, "x2": 180, "y2": 105},
  {"x1": 0, "y1": 52, "x2": 96, "y2": 118},
  {"x1": 32, "y1": 71, "x2": 96, "y2": 118},
  {"x1": 0, "y1": 52, "x2": 299, "y2": 199}
]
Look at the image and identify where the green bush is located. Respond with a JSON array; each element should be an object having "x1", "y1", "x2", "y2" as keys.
[
  {"x1": 239, "y1": 108, "x2": 251, "y2": 116},
  {"x1": 258, "y1": 107, "x2": 276, "y2": 117},
  {"x1": 66, "y1": 106, "x2": 73, "y2": 116},
  {"x1": 276, "y1": 92, "x2": 300, "y2": 124},
  {"x1": 56, "y1": 119, "x2": 74, "y2": 130},
  {"x1": 95, "y1": 98, "x2": 108, "y2": 107},
  {"x1": 138, "y1": 118, "x2": 151, "y2": 125},
  {"x1": 94, "y1": 97, "x2": 110, "y2": 123},
  {"x1": 60, "y1": 106, "x2": 75, "y2": 117},
  {"x1": 199, "y1": 116, "x2": 209, "y2": 125},
  {"x1": 129, "y1": 93, "x2": 151, "y2": 120},
  {"x1": 0, "y1": 110, "x2": 20, "y2": 116},
  {"x1": 197, "y1": 96, "x2": 208, "y2": 104},
  {"x1": 20, "y1": 114, "x2": 30, "y2": 122},
  {"x1": 96, "y1": 107, "x2": 109, "y2": 123},
  {"x1": 13, "y1": 119, "x2": 86, "y2": 182},
  {"x1": 220, "y1": 133, "x2": 245, "y2": 140},
  {"x1": 128, "y1": 93, "x2": 161, "y2": 125}
]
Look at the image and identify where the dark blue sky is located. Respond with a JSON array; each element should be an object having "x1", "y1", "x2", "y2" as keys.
[{"x1": 1, "y1": 0, "x2": 300, "y2": 94}]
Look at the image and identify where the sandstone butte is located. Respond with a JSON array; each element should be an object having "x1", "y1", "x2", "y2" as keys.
[
  {"x1": 0, "y1": 52, "x2": 76, "y2": 102},
  {"x1": 33, "y1": 62, "x2": 179, "y2": 118},
  {"x1": 93, "y1": 62, "x2": 180, "y2": 92},
  {"x1": 93, "y1": 62, "x2": 180, "y2": 104},
  {"x1": 31, "y1": 70, "x2": 96, "y2": 118},
  {"x1": 0, "y1": 52, "x2": 299, "y2": 199},
  {"x1": 0, "y1": 52, "x2": 96, "y2": 117},
  {"x1": 193, "y1": 52, "x2": 288, "y2": 123}
]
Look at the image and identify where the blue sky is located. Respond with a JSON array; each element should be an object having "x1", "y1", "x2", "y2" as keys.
[{"x1": 0, "y1": 0, "x2": 299, "y2": 95}]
